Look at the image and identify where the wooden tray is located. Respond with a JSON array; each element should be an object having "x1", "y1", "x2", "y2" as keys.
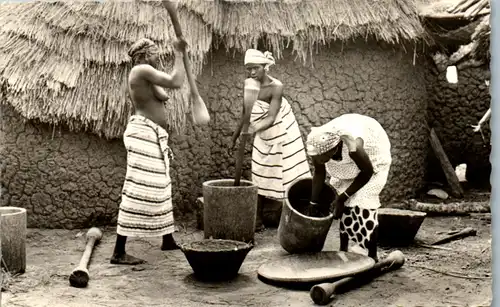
[{"x1": 257, "y1": 251, "x2": 375, "y2": 283}]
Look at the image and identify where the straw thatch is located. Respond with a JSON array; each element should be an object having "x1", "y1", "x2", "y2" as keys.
[
  {"x1": 418, "y1": 0, "x2": 490, "y2": 68},
  {"x1": 448, "y1": 0, "x2": 490, "y2": 63},
  {"x1": 0, "y1": 0, "x2": 427, "y2": 139}
]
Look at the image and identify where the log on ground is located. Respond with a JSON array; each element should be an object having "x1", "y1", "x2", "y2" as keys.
[{"x1": 387, "y1": 199, "x2": 490, "y2": 216}]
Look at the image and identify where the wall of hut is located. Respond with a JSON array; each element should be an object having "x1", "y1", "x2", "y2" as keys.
[
  {"x1": 425, "y1": 65, "x2": 491, "y2": 188},
  {"x1": 0, "y1": 39, "x2": 431, "y2": 229}
]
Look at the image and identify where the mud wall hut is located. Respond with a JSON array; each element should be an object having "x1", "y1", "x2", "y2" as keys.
[
  {"x1": 419, "y1": 0, "x2": 491, "y2": 187},
  {"x1": 0, "y1": 0, "x2": 431, "y2": 229}
]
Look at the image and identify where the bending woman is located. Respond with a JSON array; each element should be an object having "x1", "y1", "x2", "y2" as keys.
[{"x1": 306, "y1": 113, "x2": 392, "y2": 261}]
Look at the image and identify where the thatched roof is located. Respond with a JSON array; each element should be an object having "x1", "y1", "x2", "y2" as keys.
[
  {"x1": 0, "y1": 0, "x2": 427, "y2": 139},
  {"x1": 418, "y1": 0, "x2": 490, "y2": 68},
  {"x1": 419, "y1": 0, "x2": 490, "y2": 19}
]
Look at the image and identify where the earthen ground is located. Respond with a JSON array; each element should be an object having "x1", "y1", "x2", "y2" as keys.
[{"x1": 2, "y1": 209, "x2": 492, "y2": 307}]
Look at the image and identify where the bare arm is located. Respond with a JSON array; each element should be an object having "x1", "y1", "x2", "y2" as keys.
[
  {"x1": 252, "y1": 83, "x2": 283, "y2": 133},
  {"x1": 337, "y1": 137, "x2": 374, "y2": 203},
  {"x1": 310, "y1": 157, "x2": 327, "y2": 204},
  {"x1": 472, "y1": 107, "x2": 491, "y2": 132},
  {"x1": 242, "y1": 78, "x2": 260, "y2": 131},
  {"x1": 134, "y1": 51, "x2": 185, "y2": 89},
  {"x1": 479, "y1": 108, "x2": 491, "y2": 125},
  {"x1": 231, "y1": 78, "x2": 260, "y2": 146}
]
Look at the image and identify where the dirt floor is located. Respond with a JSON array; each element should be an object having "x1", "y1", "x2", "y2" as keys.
[{"x1": 1, "y1": 204, "x2": 492, "y2": 307}]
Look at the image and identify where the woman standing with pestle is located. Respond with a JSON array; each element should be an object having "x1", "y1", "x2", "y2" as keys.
[{"x1": 230, "y1": 49, "x2": 311, "y2": 230}]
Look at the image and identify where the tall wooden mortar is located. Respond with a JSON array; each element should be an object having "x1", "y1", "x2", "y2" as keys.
[
  {"x1": 0, "y1": 207, "x2": 27, "y2": 275},
  {"x1": 202, "y1": 179, "x2": 258, "y2": 243},
  {"x1": 278, "y1": 177, "x2": 336, "y2": 253}
]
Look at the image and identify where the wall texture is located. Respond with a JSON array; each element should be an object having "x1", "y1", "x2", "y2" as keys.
[
  {"x1": 0, "y1": 40, "x2": 431, "y2": 229},
  {"x1": 0, "y1": 105, "x2": 126, "y2": 229},
  {"x1": 200, "y1": 41, "x2": 430, "y2": 203},
  {"x1": 426, "y1": 66, "x2": 491, "y2": 188}
]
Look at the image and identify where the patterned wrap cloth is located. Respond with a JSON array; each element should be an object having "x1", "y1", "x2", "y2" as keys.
[
  {"x1": 117, "y1": 115, "x2": 175, "y2": 237},
  {"x1": 250, "y1": 98, "x2": 311, "y2": 200}
]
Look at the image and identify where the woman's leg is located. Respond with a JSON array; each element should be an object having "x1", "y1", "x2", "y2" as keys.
[
  {"x1": 161, "y1": 233, "x2": 179, "y2": 250},
  {"x1": 110, "y1": 234, "x2": 146, "y2": 265},
  {"x1": 262, "y1": 197, "x2": 283, "y2": 228},
  {"x1": 339, "y1": 207, "x2": 353, "y2": 252},
  {"x1": 340, "y1": 206, "x2": 379, "y2": 262},
  {"x1": 255, "y1": 195, "x2": 265, "y2": 231},
  {"x1": 359, "y1": 208, "x2": 379, "y2": 262}
]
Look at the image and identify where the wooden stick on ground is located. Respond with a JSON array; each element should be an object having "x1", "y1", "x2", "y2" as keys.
[
  {"x1": 416, "y1": 243, "x2": 454, "y2": 251},
  {"x1": 431, "y1": 227, "x2": 477, "y2": 245},
  {"x1": 387, "y1": 199, "x2": 490, "y2": 215},
  {"x1": 409, "y1": 264, "x2": 490, "y2": 280},
  {"x1": 429, "y1": 128, "x2": 464, "y2": 198}
]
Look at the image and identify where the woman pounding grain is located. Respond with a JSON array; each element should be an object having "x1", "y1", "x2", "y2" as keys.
[
  {"x1": 231, "y1": 49, "x2": 311, "y2": 229},
  {"x1": 110, "y1": 37, "x2": 187, "y2": 265},
  {"x1": 306, "y1": 114, "x2": 392, "y2": 262}
]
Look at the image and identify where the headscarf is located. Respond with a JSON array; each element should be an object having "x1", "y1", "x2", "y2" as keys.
[
  {"x1": 305, "y1": 127, "x2": 342, "y2": 156},
  {"x1": 128, "y1": 38, "x2": 159, "y2": 62},
  {"x1": 244, "y1": 49, "x2": 275, "y2": 71}
]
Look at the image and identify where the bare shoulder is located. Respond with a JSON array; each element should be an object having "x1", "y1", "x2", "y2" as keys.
[
  {"x1": 130, "y1": 64, "x2": 154, "y2": 76},
  {"x1": 270, "y1": 76, "x2": 283, "y2": 87},
  {"x1": 270, "y1": 77, "x2": 284, "y2": 93},
  {"x1": 129, "y1": 64, "x2": 156, "y2": 86}
]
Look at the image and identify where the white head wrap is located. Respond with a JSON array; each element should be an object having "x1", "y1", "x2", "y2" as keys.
[
  {"x1": 244, "y1": 49, "x2": 275, "y2": 71},
  {"x1": 305, "y1": 127, "x2": 342, "y2": 156}
]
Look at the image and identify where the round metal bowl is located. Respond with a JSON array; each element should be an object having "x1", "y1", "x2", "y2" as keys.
[{"x1": 180, "y1": 239, "x2": 253, "y2": 282}]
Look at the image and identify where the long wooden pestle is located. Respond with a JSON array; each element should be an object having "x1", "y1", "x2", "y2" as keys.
[
  {"x1": 234, "y1": 78, "x2": 261, "y2": 186},
  {"x1": 69, "y1": 227, "x2": 103, "y2": 288}
]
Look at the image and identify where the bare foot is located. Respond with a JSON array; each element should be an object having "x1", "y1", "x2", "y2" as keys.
[
  {"x1": 161, "y1": 236, "x2": 179, "y2": 251},
  {"x1": 110, "y1": 253, "x2": 146, "y2": 265}
]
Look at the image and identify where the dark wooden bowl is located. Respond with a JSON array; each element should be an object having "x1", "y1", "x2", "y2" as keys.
[
  {"x1": 180, "y1": 239, "x2": 253, "y2": 282},
  {"x1": 377, "y1": 208, "x2": 427, "y2": 247}
]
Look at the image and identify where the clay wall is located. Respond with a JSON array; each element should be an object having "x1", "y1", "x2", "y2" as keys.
[
  {"x1": 426, "y1": 66, "x2": 491, "y2": 188},
  {"x1": 0, "y1": 40, "x2": 431, "y2": 228}
]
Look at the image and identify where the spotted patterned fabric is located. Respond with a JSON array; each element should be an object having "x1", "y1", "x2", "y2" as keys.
[
  {"x1": 305, "y1": 128, "x2": 342, "y2": 156},
  {"x1": 340, "y1": 206, "x2": 378, "y2": 252},
  {"x1": 323, "y1": 113, "x2": 392, "y2": 210}
]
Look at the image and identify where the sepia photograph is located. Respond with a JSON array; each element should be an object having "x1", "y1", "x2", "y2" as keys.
[{"x1": 0, "y1": 0, "x2": 493, "y2": 306}]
